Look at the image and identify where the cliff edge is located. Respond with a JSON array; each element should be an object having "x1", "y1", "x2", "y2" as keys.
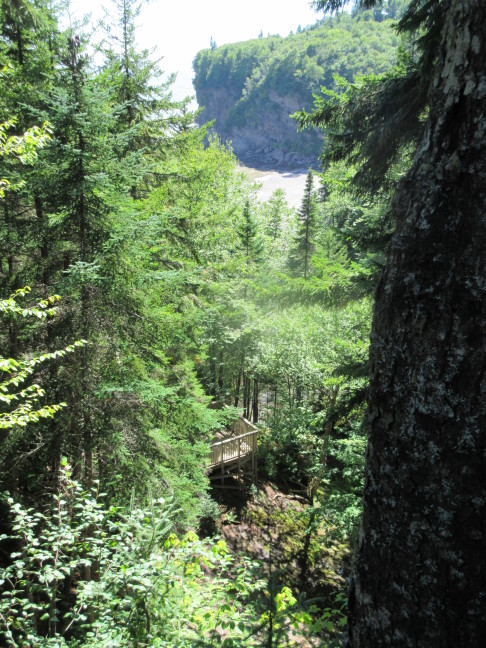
[{"x1": 193, "y1": 8, "x2": 402, "y2": 171}]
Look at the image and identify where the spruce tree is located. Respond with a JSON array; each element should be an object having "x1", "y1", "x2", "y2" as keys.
[
  {"x1": 289, "y1": 170, "x2": 316, "y2": 279},
  {"x1": 0, "y1": 0, "x2": 58, "y2": 297},
  {"x1": 237, "y1": 199, "x2": 264, "y2": 266},
  {"x1": 100, "y1": 0, "x2": 189, "y2": 196},
  {"x1": 264, "y1": 187, "x2": 289, "y2": 240}
]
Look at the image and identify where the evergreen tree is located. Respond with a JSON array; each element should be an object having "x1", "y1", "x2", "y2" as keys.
[
  {"x1": 11, "y1": 29, "x2": 122, "y2": 489},
  {"x1": 288, "y1": 170, "x2": 316, "y2": 279},
  {"x1": 0, "y1": 0, "x2": 58, "y2": 296},
  {"x1": 264, "y1": 188, "x2": 288, "y2": 240},
  {"x1": 236, "y1": 200, "x2": 264, "y2": 300},
  {"x1": 0, "y1": 0, "x2": 246, "y2": 516},
  {"x1": 313, "y1": 1, "x2": 486, "y2": 645},
  {"x1": 237, "y1": 199, "x2": 264, "y2": 266},
  {"x1": 100, "y1": 0, "x2": 183, "y2": 196}
]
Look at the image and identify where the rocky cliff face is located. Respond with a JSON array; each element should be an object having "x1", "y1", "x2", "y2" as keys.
[
  {"x1": 193, "y1": 13, "x2": 400, "y2": 172},
  {"x1": 196, "y1": 87, "x2": 322, "y2": 171}
]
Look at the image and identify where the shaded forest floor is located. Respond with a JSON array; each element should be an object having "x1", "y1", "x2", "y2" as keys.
[{"x1": 211, "y1": 480, "x2": 350, "y2": 646}]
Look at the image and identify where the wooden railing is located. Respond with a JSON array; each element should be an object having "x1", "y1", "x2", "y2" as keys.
[
  {"x1": 210, "y1": 429, "x2": 257, "y2": 467},
  {"x1": 209, "y1": 417, "x2": 258, "y2": 483}
]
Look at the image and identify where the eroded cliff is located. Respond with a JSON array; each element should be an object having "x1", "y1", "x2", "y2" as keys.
[{"x1": 193, "y1": 10, "x2": 401, "y2": 170}]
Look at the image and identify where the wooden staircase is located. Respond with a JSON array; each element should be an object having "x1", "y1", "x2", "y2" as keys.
[{"x1": 209, "y1": 416, "x2": 258, "y2": 487}]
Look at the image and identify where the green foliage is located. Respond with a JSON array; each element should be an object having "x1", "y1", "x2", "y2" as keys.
[
  {"x1": 323, "y1": 419, "x2": 367, "y2": 542},
  {"x1": 0, "y1": 287, "x2": 86, "y2": 503},
  {"x1": 300, "y1": 0, "x2": 447, "y2": 197},
  {"x1": 0, "y1": 0, "x2": 251, "y2": 518},
  {"x1": 193, "y1": 8, "x2": 401, "y2": 157},
  {"x1": 236, "y1": 200, "x2": 264, "y2": 266},
  {"x1": 259, "y1": 407, "x2": 325, "y2": 484},
  {"x1": 0, "y1": 120, "x2": 50, "y2": 196},
  {"x1": 288, "y1": 170, "x2": 317, "y2": 279},
  {"x1": 0, "y1": 462, "x2": 346, "y2": 647},
  {"x1": 0, "y1": 288, "x2": 84, "y2": 431},
  {"x1": 295, "y1": 62, "x2": 422, "y2": 195},
  {"x1": 0, "y1": 1, "x2": 391, "y2": 643},
  {"x1": 262, "y1": 188, "x2": 292, "y2": 241},
  {"x1": 0, "y1": 462, "x2": 225, "y2": 646}
]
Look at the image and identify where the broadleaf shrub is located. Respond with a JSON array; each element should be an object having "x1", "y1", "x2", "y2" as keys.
[{"x1": 0, "y1": 462, "x2": 275, "y2": 646}]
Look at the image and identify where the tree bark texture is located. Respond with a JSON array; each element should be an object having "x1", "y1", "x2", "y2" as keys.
[{"x1": 348, "y1": 2, "x2": 486, "y2": 646}]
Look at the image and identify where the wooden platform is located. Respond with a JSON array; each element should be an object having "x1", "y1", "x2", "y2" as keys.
[{"x1": 209, "y1": 417, "x2": 258, "y2": 487}]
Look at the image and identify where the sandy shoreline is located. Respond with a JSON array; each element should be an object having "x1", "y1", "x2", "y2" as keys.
[{"x1": 239, "y1": 165, "x2": 308, "y2": 209}]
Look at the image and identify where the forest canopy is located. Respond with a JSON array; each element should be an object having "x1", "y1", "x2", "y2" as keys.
[{"x1": 0, "y1": 0, "x2": 379, "y2": 644}]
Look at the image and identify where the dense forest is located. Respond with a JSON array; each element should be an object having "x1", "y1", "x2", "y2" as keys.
[
  {"x1": 1, "y1": 0, "x2": 485, "y2": 647},
  {"x1": 193, "y1": 3, "x2": 405, "y2": 168}
]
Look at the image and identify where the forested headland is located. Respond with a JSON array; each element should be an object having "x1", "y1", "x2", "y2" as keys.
[
  {"x1": 1, "y1": 0, "x2": 485, "y2": 646},
  {"x1": 193, "y1": 3, "x2": 404, "y2": 169}
]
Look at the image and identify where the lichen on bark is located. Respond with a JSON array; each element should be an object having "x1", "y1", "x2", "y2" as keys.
[{"x1": 347, "y1": 1, "x2": 486, "y2": 646}]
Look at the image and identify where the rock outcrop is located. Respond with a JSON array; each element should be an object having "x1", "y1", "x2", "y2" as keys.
[
  {"x1": 196, "y1": 86, "x2": 322, "y2": 171},
  {"x1": 193, "y1": 11, "x2": 401, "y2": 171}
]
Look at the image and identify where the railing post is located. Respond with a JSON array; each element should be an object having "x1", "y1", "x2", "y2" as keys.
[
  {"x1": 254, "y1": 432, "x2": 258, "y2": 482},
  {"x1": 220, "y1": 443, "x2": 224, "y2": 485},
  {"x1": 237, "y1": 436, "x2": 241, "y2": 482}
]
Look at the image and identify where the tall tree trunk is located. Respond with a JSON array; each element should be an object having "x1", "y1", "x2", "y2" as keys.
[
  {"x1": 304, "y1": 219, "x2": 309, "y2": 280},
  {"x1": 234, "y1": 353, "x2": 245, "y2": 407},
  {"x1": 295, "y1": 383, "x2": 302, "y2": 406},
  {"x1": 348, "y1": 2, "x2": 486, "y2": 646},
  {"x1": 14, "y1": 10, "x2": 24, "y2": 66},
  {"x1": 69, "y1": 37, "x2": 93, "y2": 488},
  {"x1": 252, "y1": 378, "x2": 259, "y2": 423},
  {"x1": 234, "y1": 370, "x2": 242, "y2": 407},
  {"x1": 209, "y1": 347, "x2": 217, "y2": 396},
  {"x1": 35, "y1": 195, "x2": 49, "y2": 285},
  {"x1": 217, "y1": 350, "x2": 224, "y2": 394},
  {"x1": 243, "y1": 375, "x2": 251, "y2": 420}
]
